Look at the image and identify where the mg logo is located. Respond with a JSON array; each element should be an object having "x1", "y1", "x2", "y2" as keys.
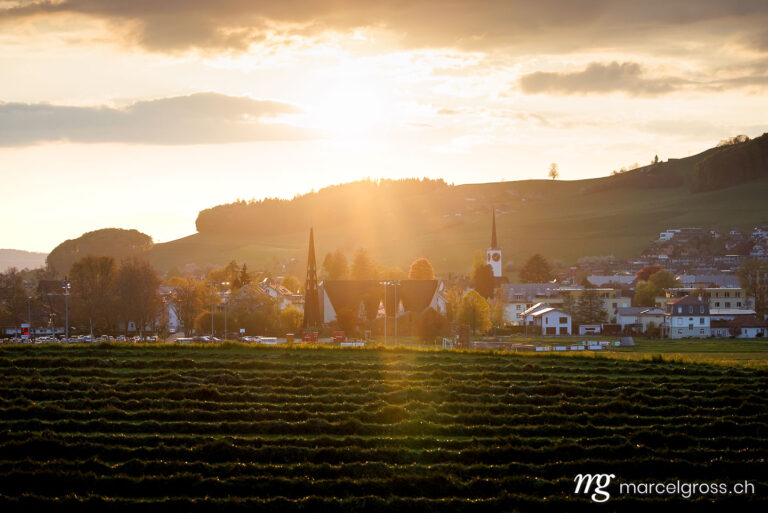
[{"x1": 574, "y1": 473, "x2": 615, "y2": 503}]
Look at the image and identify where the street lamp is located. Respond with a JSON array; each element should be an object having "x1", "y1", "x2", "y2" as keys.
[
  {"x1": 211, "y1": 281, "x2": 230, "y2": 339},
  {"x1": 27, "y1": 296, "x2": 32, "y2": 340},
  {"x1": 62, "y1": 277, "x2": 70, "y2": 342},
  {"x1": 379, "y1": 280, "x2": 401, "y2": 346}
]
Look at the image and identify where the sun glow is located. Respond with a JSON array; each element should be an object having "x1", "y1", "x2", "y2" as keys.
[{"x1": 304, "y1": 77, "x2": 392, "y2": 139}]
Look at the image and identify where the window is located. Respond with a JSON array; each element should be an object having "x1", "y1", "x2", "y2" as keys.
[
  {"x1": 699, "y1": 317, "x2": 705, "y2": 325},
  {"x1": 699, "y1": 305, "x2": 704, "y2": 314},
  {"x1": 688, "y1": 323, "x2": 694, "y2": 330},
  {"x1": 678, "y1": 306, "x2": 682, "y2": 314},
  {"x1": 677, "y1": 329, "x2": 683, "y2": 334},
  {"x1": 559, "y1": 317, "x2": 568, "y2": 324},
  {"x1": 715, "y1": 302, "x2": 720, "y2": 307},
  {"x1": 737, "y1": 302, "x2": 742, "y2": 307},
  {"x1": 736, "y1": 292, "x2": 741, "y2": 298},
  {"x1": 700, "y1": 329, "x2": 705, "y2": 334},
  {"x1": 517, "y1": 305, "x2": 522, "y2": 310},
  {"x1": 725, "y1": 292, "x2": 730, "y2": 298},
  {"x1": 725, "y1": 302, "x2": 731, "y2": 308}
]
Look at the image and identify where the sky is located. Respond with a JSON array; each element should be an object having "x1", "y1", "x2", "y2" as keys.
[{"x1": 1, "y1": 0, "x2": 768, "y2": 253}]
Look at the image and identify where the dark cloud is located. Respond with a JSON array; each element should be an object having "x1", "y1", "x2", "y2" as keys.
[
  {"x1": 2, "y1": 1, "x2": 768, "y2": 53},
  {"x1": 0, "y1": 93, "x2": 309, "y2": 146},
  {"x1": 519, "y1": 62, "x2": 686, "y2": 97}
]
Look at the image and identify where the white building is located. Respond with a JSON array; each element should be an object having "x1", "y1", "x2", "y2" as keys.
[
  {"x1": 664, "y1": 295, "x2": 710, "y2": 339},
  {"x1": 521, "y1": 303, "x2": 572, "y2": 335},
  {"x1": 616, "y1": 306, "x2": 666, "y2": 333}
]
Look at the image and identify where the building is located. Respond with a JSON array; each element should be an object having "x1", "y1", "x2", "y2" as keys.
[
  {"x1": 664, "y1": 295, "x2": 711, "y2": 339},
  {"x1": 486, "y1": 209, "x2": 503, "y2": 278},
  {"x1": 616, "y1": 306, "x2": 666, "y2": 334},
  {"x1": 663, "y1": 287, "x2": 753, "y2": 311},
  {"x1": 555, "y1": 287, "x2": 630, "y2": 321},
  {"x1": 520, "y1": 303, "x2": 572, "y2": 335},
  {"x1": 711, "y1": 317, "x2": 768, "y2": 338},
  {"x1": 320, "y1": 280, "x2": 440, "y2": 326},
  {"x1": 501, "y1": 283, "x2": 561, "y2": 324}
]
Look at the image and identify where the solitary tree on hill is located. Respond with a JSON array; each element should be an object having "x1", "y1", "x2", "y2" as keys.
[{"x1": 548, "y1": 163, "x2": 559, "y2": 180}]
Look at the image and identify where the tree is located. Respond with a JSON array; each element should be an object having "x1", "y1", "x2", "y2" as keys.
[
  {"x1": 115, "y1": 258, "x2": 161, "y2": 336},
  {"x1": 647, "y1": 269, "x2": 678, "y2": 290},
  {"x1": 633, "y1": 282, "x2": 660, "y2": 307},
  {"x1": 575, "y1": 289, "x2": 605, "y2": 325},
  {"x1": 208, "y1": 260, "x2": 240, "y2": 285},
  {"x1": 458, "y1": 290, "x2": 491, "y2": 335},
  {"x1": 281, "y1": 275, "x2": 301, "y2": 293},
  {"x1": 0, "y1": 268, "x2": 30, "y2": 326},
  {"x1": 416, "y1": 308, "x2": 449, "y2": 342},
  {"x1": 379, "y1": 267, "x2": 406, "y2": 280},
  {"x1": 408, "y1": 258, "x2": 435, "y2": 280},
  {"x1": 490, "y1": 296, "x2": 505, "y2": 328},
  {"x1": 652, "y1": 155, "x2": 660, "y2": 165},
  {"x1": 351, "y1": 248, "x2": 379, "y2": 280},
  {"x1": 472, "y1": 264, "x2": 495, "y2": 299},
  {"x1": 561, "y1": 291, "x2": 577, "y2": 317},
  {"x1": 279, "y1": 306, "x2": 303, "y2": 335},
  {"x1": 548, "y1": 163, "x2": 559, "y2": 180},
  {"x1": 519, "y1": 254, "x2": 553, "y2": 283},
  {"x1": 737, "y1": 259, "x2": 768, "y2": 316},
  {"x1": 635, "y1": 265, "x2": 664, "y2": 282},
  {"x1": 69, "y1": 255, "x2": 117, "y2": 338},
  {"x1": 334, "y1": 307, "x2": 359, "y2": 336},
  {"x1": 167, "y1": 276, "x2": 206, "y2": 336},
  {"x1": 322, "y1": 250, "x2": 349, "y2": 280},
  {"x1": 232, "y1": 263, "x2": 251, "y2": 289},
  {"x1": 444, "y1": 285, "x2": 464, "y2": 323}
]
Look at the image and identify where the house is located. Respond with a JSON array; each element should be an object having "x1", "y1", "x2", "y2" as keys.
[
  {"x1": 751, "y1": 226, "x2": 768, "y2": 240},
  {"x1": 664, "y1": 295, "x2": 710, "y2": 339},
  {"x1": 320, "y1": 280, "x2": 439, "y2": 326},
  {"x1": 616, "y1": 306, "x2": 666, "y2": 334},
  {"x1": 502, "y1": 283, "x2": 561, "y2": 324},
  {"x1": 711, "y1": 316, "x2": 768, "y2": 338},
  {"x1": 522, "y1": 304, "x2": 572, "y2": 335},
  {"x1": 664, "y1": 287, "x2": 753, "y2": 311},
  {"x1": 750, "y1": 244, "x2": 768, "y2": 259},
  {"x1": 657, "y1": 229, "x2": 681, "y2": 242},
  {"x1": 555, "y1": 287, "x2": 629, "y2": 321},
  {"x1": 586, "y1": 275, "x2": 635, "y2": 288}
]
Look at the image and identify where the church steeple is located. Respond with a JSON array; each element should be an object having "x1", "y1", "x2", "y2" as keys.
[
  {"x1": 302, "y1": 226, "x2": 321, "y2": 329},
  {"x1": 486, "y1": 209, "x2": 502, "y2": 278},
  {"x1": 491, "y1": 208, "x2": 498, "y2": 249}
]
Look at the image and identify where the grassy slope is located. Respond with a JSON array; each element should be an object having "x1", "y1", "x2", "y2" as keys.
[
  {"x1": 150, "y1": 178, "x2": 768, "y2": 274},
  {"x1": 148, "y1": 137, "x2": 768, "y2": 273}
]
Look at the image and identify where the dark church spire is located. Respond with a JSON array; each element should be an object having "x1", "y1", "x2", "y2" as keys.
[
  {"x1": 302, "y1": 226, "x2": 321, "y2": 329},
  {"x1": 490, "y1": 208, "x2": 498, "y2": 249}
]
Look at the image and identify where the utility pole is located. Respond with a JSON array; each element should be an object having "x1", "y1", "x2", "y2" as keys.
[
  {"x1": 27, "y1": 296, "x2": 32, "y2": 340},
  {"x1": 221, "y1": 282, "x2": 230, "y2": 340},
  {"x1": 394, "y1": 280, "x2": 399, "y2": 347}
]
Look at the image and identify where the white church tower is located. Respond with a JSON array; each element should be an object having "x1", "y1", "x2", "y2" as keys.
[{"x1": 486, "y1": 209, "x2": 502, "y2": 277}]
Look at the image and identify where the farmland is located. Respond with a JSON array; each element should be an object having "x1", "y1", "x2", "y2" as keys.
[{"x1": 0, "y1": 343, "x2": 766, "y2": 511}]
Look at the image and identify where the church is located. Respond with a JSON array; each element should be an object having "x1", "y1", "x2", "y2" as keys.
[{"x1": 486, "y1": 209, "x2": 508, "y2": 286}]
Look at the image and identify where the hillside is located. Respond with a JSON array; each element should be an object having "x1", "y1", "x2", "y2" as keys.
[
  {"x1": 0, "y1": 249, "x2": 47, "y2": 272},
  {"x1": 45, "y1": 134, "x2": 768, "y2": 276},
  {"x1": 148, "y1": 134, "x2": 768, "y2": 274}
]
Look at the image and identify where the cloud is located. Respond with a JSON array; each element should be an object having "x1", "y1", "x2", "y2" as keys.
[
  {"x1": 3, "y1": 1, "x2": 768, "y2": 53},
  {"x1": 0, "y1": 93, "x2": 309, "y2": 146},
  {"x1": 519, "y1": 61, "x2": 687, "y2": 97}
]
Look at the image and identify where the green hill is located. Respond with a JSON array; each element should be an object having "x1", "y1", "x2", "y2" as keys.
[
  {"x1": 47, "y1": 134, "x2": 768, "y2": 276},
  {"x1": 148, "y1": 134, "x2": 768, "y2": 274}
]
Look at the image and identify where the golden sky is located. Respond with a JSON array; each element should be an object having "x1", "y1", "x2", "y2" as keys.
[{"x1": 1, "y1": 0, "x2": 768, "y2": 252}]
